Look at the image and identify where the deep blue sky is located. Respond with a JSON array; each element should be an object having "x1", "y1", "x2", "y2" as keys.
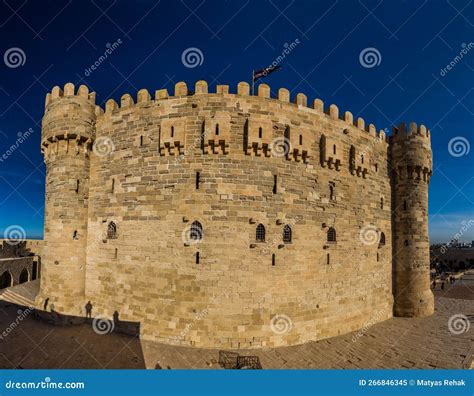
[{"x1": 0, "y1": 0, "x2": 472, "y2": 243}]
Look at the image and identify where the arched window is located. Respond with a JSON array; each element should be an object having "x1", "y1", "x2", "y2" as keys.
[
  {"x1": 107, "y1": 222, "x2": 117, "y2": 239},
  {"x1": 327, "y1": 227, "x2": 336, "y2": 243},
  {"x1": 190, "y1": 221, "x2": 203, "y2": 241},
  {"x1": 329, "y1": 183, "x2": 335, "y2": 200},
  {"x1": 283, "y1": 225, "x2": 292, "y2": 243},
  {"x1": 19, "y1": 268, "x2": 29, "y2": 284},
  {"x1": 379, "y1": 232, "x2": 386, "y2": 247},
  {"x1": 256, "y1": 224, "x2": 265, "y2": 242},
  {"x1": 0, "y1": 271, "x2": 12, "y2": 289}
]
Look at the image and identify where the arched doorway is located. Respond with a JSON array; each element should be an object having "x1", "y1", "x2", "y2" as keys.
[
  {"x1": 19, "y1": 268, "x2": 29, "y2": 284},
  {"x1": 0, "y1": 271, "x2": 12, "y2": 289}
]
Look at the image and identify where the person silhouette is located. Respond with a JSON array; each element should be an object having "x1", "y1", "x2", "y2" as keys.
[{"x1": 85, "y1": 301, "x2": 93, "y2": 318}]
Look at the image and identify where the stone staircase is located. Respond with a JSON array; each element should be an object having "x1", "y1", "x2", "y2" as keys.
[{"x1": 0, "y1": 279, "x2": 39, "y2": 307}]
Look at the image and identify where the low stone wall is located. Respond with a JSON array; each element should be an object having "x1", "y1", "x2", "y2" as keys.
[
  {"x1": 0, "y1": 256, "x2": 40, "y2": 288},
  {"x1": 0, "y1": 239, "x2": 43, "y2": 289},
  {"x1": 0, "y1": 239, "x2": 44, "y2": 259}
]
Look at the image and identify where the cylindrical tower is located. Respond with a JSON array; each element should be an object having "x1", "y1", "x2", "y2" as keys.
[
  {"x1": 390, "y1": 122, "x2": 434, "y2": 317},
  {"x1": 35, "y1": 82, "x2": 96, "y2": 317}
]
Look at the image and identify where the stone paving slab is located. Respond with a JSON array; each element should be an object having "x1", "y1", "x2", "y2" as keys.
[{"x1": 0, "y1": 293, "x2": 471, "y2": 369}]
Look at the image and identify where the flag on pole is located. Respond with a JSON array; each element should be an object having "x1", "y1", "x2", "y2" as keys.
[{"x1": 253, "y1": 65, "x2": 281, "y2": 82}]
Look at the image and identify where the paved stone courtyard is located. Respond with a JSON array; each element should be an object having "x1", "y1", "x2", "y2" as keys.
[{"x1": 0, "y1": 281, "x2": 472, "y2": 369}]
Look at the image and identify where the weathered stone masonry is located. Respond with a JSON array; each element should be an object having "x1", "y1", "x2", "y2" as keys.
[{"x1": 35, "y1": 80, "x2": 434, "y2": 349}]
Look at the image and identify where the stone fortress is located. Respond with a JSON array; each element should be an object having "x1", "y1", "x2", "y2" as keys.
[{"x1": 34, "y1": 79, "x2": 434, "y2": 349}]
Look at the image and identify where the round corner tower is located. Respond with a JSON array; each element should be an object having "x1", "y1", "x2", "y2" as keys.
[
  {"x1": 36, "y1": 82, "x2": 96, "y2": 316},
  {"x1": 390, "y1": 122, "x2": 434, "y2": 317}
]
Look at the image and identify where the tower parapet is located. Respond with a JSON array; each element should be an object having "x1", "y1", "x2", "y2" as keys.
[
  {"x1": 390, "y1": 122, "x2": 434, "y2": 317},
  {"x1": 36, "y1": 83, "x2": 96, "y2": 316}
]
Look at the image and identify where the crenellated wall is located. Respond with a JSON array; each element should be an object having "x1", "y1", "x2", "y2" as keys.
[{"x1": 37, "y1": 80, "x2": 433, "y2": 349}]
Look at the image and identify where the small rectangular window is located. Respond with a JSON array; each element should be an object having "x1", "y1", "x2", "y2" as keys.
[
  {"x1": 196, "y1": 172, "x2": 200, "y2": 190},
  {"x1": 273, "y1": 175, "x2": 277, "y2": 194},
  {"x1": 140, "y1": 136, "x2": 144, "y2": 146},
  {"x1": 111, "y1": 179, "x2": 115, "y2": 193},
  {"x1": 272, "y1": 254, "x2": 276, "y2": 266},
  {"x1": 196, "y1": 252, "x2": 200, "y2": 264}
]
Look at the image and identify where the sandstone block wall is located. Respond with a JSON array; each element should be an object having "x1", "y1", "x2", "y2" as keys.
[{"x1": 36, "y1": 81, "x2": 434, "y2": 349}]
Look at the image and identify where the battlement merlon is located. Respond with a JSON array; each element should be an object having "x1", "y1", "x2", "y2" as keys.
[
  {"x1": 42, "y1": 81, "x2": 434, "y2": 155},
  {"x1": 41, "y1": 83, "x2": 97, "y2": 160},
  {"x1": 72, "y1": 80, "x2": 392, "y2": 144}
]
